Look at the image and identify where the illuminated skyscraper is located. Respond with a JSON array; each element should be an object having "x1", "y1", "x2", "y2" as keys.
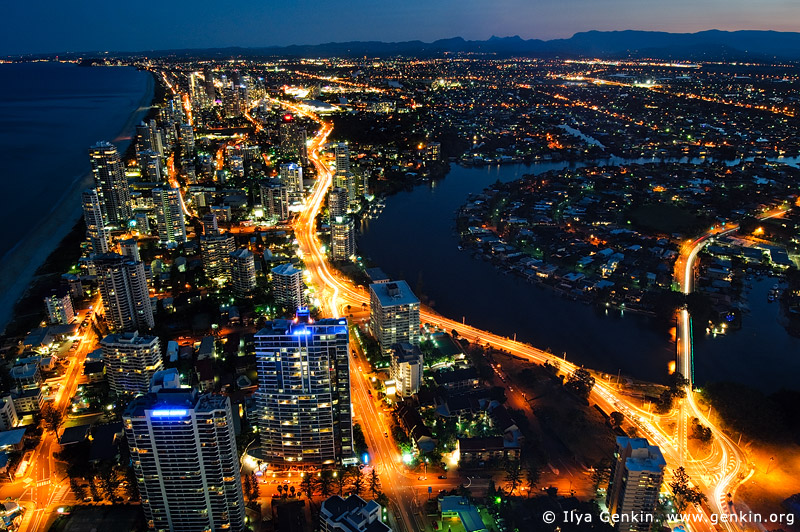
[
  {"x1": 606, "y1": 437, "x2": 666, "y2": 532},
  {"x1": 179, "y1": 124, "x2": 195, "y2": 157},
  {"x1": 124, "y1": 371, "x2": 245, "y2": 532},
  {"x1": 369, "y1": 281, "x2": 420, "y2": 354},
  {"x1": 43, "y1": 288, "x2": 74, "y2": 325},
  {"x1": 89, "y1": 141, "x2": 132, "y2": 226},
  {"x1": 152, "y1": 187, "x2": 187, "y2": 246},
  {"x1": 279, "y1": 117, "x2": 308, "y2": 164},
  {"x1": 270, "y1": 263, "x2": 304, "y2": 312},
  {"x1": 137, "y1": 149, "x2": 162, "y2": 182},
  {"x1": 279, "y1": 162, "x2": 303, "y2": 200},
  {"x1": 93, "y1": 253, "x2": 154, "y2": 332},
  {"x1": 330, "y1": 216, "x2": 356, "y2": 262},
  {"x1": 255, "y1": 309, "x2": 354, "y2": 466},
  {"x1": 229, "y1": 248, "x2": 256, "y2": 297},
  {"x1": 201, "y1": 234, "x2": 235, "y2": 282},
  {"x1": 101, "y1": 331, "x2": 163, "y2": 396},
  {"x1": 260, "y1": 178, "x2": 290, "y2": 222},
  {"x1": 334, "y1": 143, "x2": 350, "y2": 174},
  {"x1": 328, "y1": 187, "x2": 348, "y2": 220},
  {"x1": 81, "y1": 188, "x2": 110, "y2": 255}
]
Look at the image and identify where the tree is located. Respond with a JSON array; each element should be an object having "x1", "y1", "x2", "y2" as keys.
[
  {"x1": 69, "y1": 477, "x2": 87, "y2": 501},
  {"x1": 368, "y1": 469, "x2": 381, "y2": 498},
  {"x1": 251, "y1": 473, "x2": 260, "y2": 501},
  {"x1": 97, "y1": 462, "x2": 117, "y2": 500},
  {"x1": 451, "y1": 329, "x2": 459, "y2": 339},
  {"x1": 40, "y1": 403, "x2": 64, "y2": 434},
  {"x1": 243, "y1": 474, "x2": 254, "y2": 503},
  {"x1": 524, "y1": 464, "x2": 541, "y2": 497},
  {"x1": 333, "y1": 471, "x2": 346, "y2": 495},
  {"x1": 289, "y1": 485, "x2": 296, "y2": 498},
  {"x1": 669, "y1": 466, "x2": 707, "y2": 512},
  {"x1": 565, "y1": 367, "x2": 595, "y2": 400},
  {"x1": 504, "y1": 460, "x2": 523, "y2": 494},
  {"x1": 318, "y1": 471, "x2": 334, "y2": 497},
  {"x1": 89, "y1": 477, "x2": 102, "y2": 501},
  {"x1": 609, "y1": 411, "x2": 624, "y2": 428},
  {"x1": 350, "y1": 471, "x2": 365, "y2": 496},
  {"x1": 300, "y1": 474, "x2": 316, "y2": 500},
  {"x1": 124, "y1": 466, "x2": 140, "y2": 501}
]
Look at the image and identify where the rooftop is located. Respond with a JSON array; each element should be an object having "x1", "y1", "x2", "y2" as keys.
[{"x1": 370, "y1": 280, "x2": 419, "y2": 308}]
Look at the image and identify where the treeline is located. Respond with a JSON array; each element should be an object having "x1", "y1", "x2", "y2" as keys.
[{"x1": 702, "y1": 382, "x2": 800, "y2": 443}]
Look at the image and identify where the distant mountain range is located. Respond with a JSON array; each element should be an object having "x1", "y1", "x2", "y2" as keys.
[{"x1": 53, "y1": 30, "x2": 800, "y2": 61}]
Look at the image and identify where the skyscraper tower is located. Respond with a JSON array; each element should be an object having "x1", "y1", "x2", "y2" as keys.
[
  {"x1": 330, "y1": 216, "x2": 356, "y2": 262},
  {"x1": 124, "y1": 370, "x2": 246, "y2": 532},
  {"x1": 606, "y1": 437, "x2": 666, "y2": 532},
  {"x1": 328, "y1": 187, "x2": 348, "y2": 220},
  {"x1": 81, "y1": 188, "x2": 110, "y2": 255},
  {"x1": 270, "y1": 263, "x2": 304, "y2": 312},
  {"x1": 279, "y1": 163, "x2": 303, "y2": 200},
  {"x1": 101, "y1": 331, "x2": 163, "y2": 396},
  {"x1": 255, "y1": 309, "x2": 354, "y2": 466},
  {"x1": 334, "y1": 143, "x2": 350, "y2": 175},
  {"x1": 93, "y1": 253, "x2": 154, "y2": 332},
  {"x1": 259, "y1": 179, "x2": 290, "y2": 222},
  {"x1": 137, "y1": 149, "x2": 163, "y2": 182},
  {"x1": 152, "y1": 188, "x2": 187, "y2": 247},
  {"x1": 229, "y1": 248, "x2": 256, "y2": 297},
  {"x1": 369, "y1": 280, "x2": 421, "y2": 354},
  {"x1": 89, "y1": 141, "x2": 132, "y2": 226}
]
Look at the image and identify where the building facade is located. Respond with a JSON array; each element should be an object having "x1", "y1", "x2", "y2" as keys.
[
  {"x1": 44, "y1": 288, "x2": 74, "y2": 325},
  {"x1": 255, "y1": 310, "x2": 354, "y2": 466},
  {"x1": 270, "y1": 263, "x2": 305, "y2": 312},
  {"x1": 93, "y1": 253, "x2": 154, "y2": 332},
  {"x1": 389, "y1": 343, "x2": 423, "y2": 396},
  {"x1": 229, "y1": 248, "x2": 256, "y2": 297},
  {"x1": 81, "y1": 188, "x2": 110, "y2": 254},
  {"x1": 89, "y1": 141, "x2": 132, "y2": 226},
  {"x1": 152, "y1": 187, "x2": 187, "y2": 246},
  {"x1": 606, "y1": 437, "x2": 666, "y2": 532},
  {"x1": 101, "y1": 332, "x2": 163, "y2": 396},
  {"x1": 369, "y1": 281, "x2": 420, "y2": 354},
  {"x1": 330, "y1": 216, "x2": 356, "y2": 262},
  {"x1": 124, "y1": 376, "x2": 245, "y2": 532}
]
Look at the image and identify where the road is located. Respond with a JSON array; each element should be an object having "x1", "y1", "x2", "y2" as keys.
[
  {"x1": 262, "y1": 93, "x2": 783, "y2": 531},
  {"x1": 2, "y1": 300, "x2": 100, "y2": 532}
]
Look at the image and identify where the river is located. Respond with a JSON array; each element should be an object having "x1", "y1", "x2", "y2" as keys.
[{"x1": 358, "y1": 158, "x2": 800, "y2": 392}]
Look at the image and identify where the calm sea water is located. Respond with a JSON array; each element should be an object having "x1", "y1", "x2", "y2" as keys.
[
  {"x1": 0, "y1": 62, "x2": 152, "y2": 259},
  {"x1": 358, "y1": 161, "x2": 800, "y2": 392},
  {"x1": 0, "y1": 62, "x2": 152, "y2": 332}
]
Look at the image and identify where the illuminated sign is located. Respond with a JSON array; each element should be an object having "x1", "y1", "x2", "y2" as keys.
[{"x1": 151, "y1": 409, "x2": 188, "y2": 417}]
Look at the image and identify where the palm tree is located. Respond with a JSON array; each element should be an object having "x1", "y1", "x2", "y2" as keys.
[
  {"x1": 318, "y1": 471, "x2": 334, "y2": 497},
  {"x1": 504, "y1": 460, "x2": 522, "y2": 494},
  {"x1": 368, "y1": 469, "x2": 381, "y2": 498},
  {"x1": 525, "y1": 464, "x2": 541, "y2": 497}
]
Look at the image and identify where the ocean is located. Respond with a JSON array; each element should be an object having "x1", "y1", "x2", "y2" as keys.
[{"x1": 0, "y1": 62, "x2": 153, "y2": 333}]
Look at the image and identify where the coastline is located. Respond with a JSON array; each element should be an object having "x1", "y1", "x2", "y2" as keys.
[{"x1": 0, "y1": 68, "x2": 156, "y2": 337}]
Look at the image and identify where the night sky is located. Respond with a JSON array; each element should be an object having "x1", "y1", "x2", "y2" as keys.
[{"x1": 2, "y1": 0, "x2": 799, "y2": 55}]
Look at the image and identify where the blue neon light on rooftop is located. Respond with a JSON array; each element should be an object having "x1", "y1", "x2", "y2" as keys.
[{"x1": 151, "y1": 409, "x2": 189, "y2": 417}]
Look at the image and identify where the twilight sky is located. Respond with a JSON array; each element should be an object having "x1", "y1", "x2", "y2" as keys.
[{"x1": 2, "y1": 0, "x2": 799, "y2": 55}]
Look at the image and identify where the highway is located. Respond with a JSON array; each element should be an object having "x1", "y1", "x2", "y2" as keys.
[
  {"x1": 248, "y1": 91, "x2": 785, "y2": 531},
  {"x1": 2, "y1": 300, "x2": 100, "y2": 532}
]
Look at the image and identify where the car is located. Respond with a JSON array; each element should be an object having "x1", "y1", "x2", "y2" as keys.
[
  {"x1": 418, "y1": 476, "x2": 424, "y2": 481},
  {"x1": 384, "y1": 432, "x2": 388, "y2": 438},
  {"x1": 438, "y1": 475, "x2": 447, "y2": 479}
]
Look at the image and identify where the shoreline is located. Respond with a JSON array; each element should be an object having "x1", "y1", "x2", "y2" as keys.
[{"x1": 0, "y1": 67, "x2": 157, "y2": 337}]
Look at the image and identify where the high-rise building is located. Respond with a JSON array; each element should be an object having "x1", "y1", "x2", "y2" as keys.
[
  {"x1": 202, "y1": 65, "x2": 216, "y2": 102},
  {"x1": 270, "y1": 263, "x2": 304, "y2": 312},
  {"x1": 334, "y1": 143, "x2": 350, "y2": 175},
  {"x1": 279, "y1": 163, "x2": 303, "y2": 200},
  {"x1": 279, "y1": 118, "x2": 308, "y2": 164},
  {"x1": 179, "y1": 124, "x2": 195, "y2": 157},
  {"x1": 328, "y1": 187, "x2": 348, "y2": 220},
  {"x1": 201, "y1": 234, "x2": 235, "y2": 282},
  {"x1": 81, "y1": 188, "x2": 110, "y2": 255},
  {"x1": 320, "y1": 495, "x2": 390, "y2": 532},
  {"x1": 119, "y1": 238, "x2": 141, "y2": 262},
  {"x1": 93, "y1": 253, "x2": 154, "y2": 332},
  {"x1": 330, "y1": 216, "x2": 356, "y2": 262},
  {"x1": 44, "y1": 288, "x2": 75, "y2": 325},
  {"x1": 255, "y1": 309, "x2": 354, "y2": 466},
  {"x1": 369, "y1": 281, "x2": 420, "y2": 354},
  {"x1": 259, "y1": 179, "x2": 290, "y2": 222},
  {"x1": 229, "y1": 248, "x2": 256, "y2": 297},
  {"x1": 606, "y1": 437, "x2": 666, "y2": 532},
  {"x1": 202, "y1": 212, "x2": 219, "y2": 236},
  {"x1": 389, "y1": 343, "x2": 423, "y2": 396},
  {"x1": 124, "y1": 371, "x2": 245, "y2": 532},
  {"x1": 153, "y1": 187, "x2": 187, "y2": 246},
  {"x1": 101, "y1": 331, "x2": 163, "y2": 396},
  {"x1": 137, "y1": 149, "x2": 162, "y2": 182},
  {"x1": 89, "y1": 141, "x2": 132, "y2": 226}
]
